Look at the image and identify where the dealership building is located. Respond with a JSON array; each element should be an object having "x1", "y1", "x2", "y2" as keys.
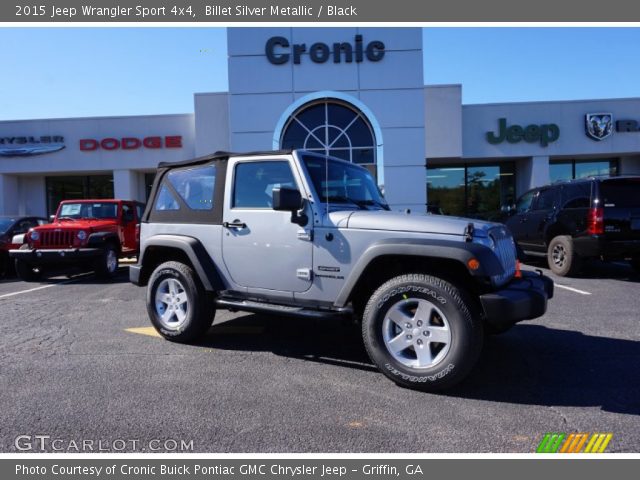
[{"x1": 2, "y1": 27, "x2": 640, "y2": 218}]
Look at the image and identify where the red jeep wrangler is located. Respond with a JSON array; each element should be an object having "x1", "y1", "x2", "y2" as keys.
[{"x1": 10, "y1": 199, "x2": 144, "y2": 281}]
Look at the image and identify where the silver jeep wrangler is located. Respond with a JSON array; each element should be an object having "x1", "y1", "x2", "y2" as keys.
[{"x1": 131, "y1": 150, "x2": 553, "y2": 391}]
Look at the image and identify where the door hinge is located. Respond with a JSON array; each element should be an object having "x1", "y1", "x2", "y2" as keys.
[
  {"x1": 296, "y1": 268, "x2": 312, "y2": 281},
  {"x1": 297, "y1": 229, "x2": 313, "y2": 241}
]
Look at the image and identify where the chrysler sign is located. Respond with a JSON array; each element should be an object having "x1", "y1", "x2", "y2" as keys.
[{"x1": 0, "y1": 136, "x2": 65, "y2": 157}]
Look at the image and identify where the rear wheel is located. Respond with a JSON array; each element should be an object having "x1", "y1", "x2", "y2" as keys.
[
  {"x1": 146, "y1": 261, "x2": 215, "y2": 343},
  {"x1": 14, "y1": 245, "x2": 43, "y2": 282},
  {"x1": 362, "y1": 273, "x2": 483, "y2": 391},
  {"x1": 547, "y1": 235, "x2": 581, "y2": 276}
]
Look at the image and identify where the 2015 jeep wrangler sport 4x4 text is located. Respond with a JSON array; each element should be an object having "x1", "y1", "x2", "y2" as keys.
[{"x1": 130, "y1": 150, "x2": 553, "y2": 391}]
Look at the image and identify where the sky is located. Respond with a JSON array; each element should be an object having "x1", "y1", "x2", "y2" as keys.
[{"x1": 1, "y1": 27, "x2": 640, "y2": 120}]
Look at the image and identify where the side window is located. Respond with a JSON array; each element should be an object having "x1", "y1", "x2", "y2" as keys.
[
  {"x1": 533, "y1": 188, "x2": 557, "y2": 211},
  {"x1": 515, "y1": 191, "x2": 535, "y2": 214},
  {"x1": 14, "y1": 219, "x2": 37, "y2": 234},
  {"x1": 153, "y1": 165, "x2": 216, "y2": 212},
  {"x1": 233, "y1": 161, "x2": 296, "y2": 209},
  {"x1": 561, "y1": 183, "x2": 591, "y2": 209},
  {"x1": 136, "y1": 204, "x2": 144, "y2": 220},
  {"x1": 154, "y1": 185, "x2": 180, "y2": 211},
  {"x1": 122, "y1": 204, "x2": 134, "y2": 222},
  {"x1": 167, "y1": 165, "x2": 216, "y2": 210}
]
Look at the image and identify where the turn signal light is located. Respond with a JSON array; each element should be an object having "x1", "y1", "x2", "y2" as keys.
[
  {"x1": 467, "y1": 258, "x2": 480, "y2": 270},
  {"x1": 515, "y1": 259, "x2": 522, "y2": 278}
]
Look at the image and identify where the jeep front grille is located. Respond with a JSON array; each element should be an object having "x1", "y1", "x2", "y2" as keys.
[
  {"x1": 39, "y1": 230, "x2": 75, "y2": 247},
  {"x1": 489, "y1": 227, "x2": 517, "y2": 287}
]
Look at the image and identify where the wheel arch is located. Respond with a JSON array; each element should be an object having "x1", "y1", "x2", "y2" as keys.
[
  {"x1": 138, "y1": 235, "x2": 224, "y2": 292},
  {"x1": 87, "y1": 232, "x2": 121, "y2": 252},
  {"x1": 544, "y1": 223, "x2": 570, "y2": 247},
  {"x1": 334, "y1": 239, "x2": 503, "y2": 310}
]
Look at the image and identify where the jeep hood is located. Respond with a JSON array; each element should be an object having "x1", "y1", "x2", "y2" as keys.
[
  {"x1": 43, "y1": 219, "x2": 118, "y2": 230},
  {"x1": 331, "y1": 210, "x2": 496, "y2": 236}
]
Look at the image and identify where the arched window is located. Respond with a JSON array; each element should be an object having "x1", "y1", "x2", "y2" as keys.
[{"x1": 280, "y1": 100, "x2": 376, "y2": 167}]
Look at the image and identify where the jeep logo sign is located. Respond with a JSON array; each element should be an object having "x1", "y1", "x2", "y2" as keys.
[
  {"x1": 266, "y1": 35, "x2": 385, "y2": 65},
  {"x1": 486, "y1": 118, "x2": 560, "y2": 147}
]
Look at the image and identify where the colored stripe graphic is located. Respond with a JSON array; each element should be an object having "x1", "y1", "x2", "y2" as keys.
[
  {"x1": 536, "y1": 433, "x2": 566, "y2": 453},
  {"x1": 537, "y1": 433, "x2": 613, "y2": 453}
]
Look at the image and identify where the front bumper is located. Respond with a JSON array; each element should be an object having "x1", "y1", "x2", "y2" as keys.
[
  {"x1": 480, "y1": 270, "x2": 554, "y2": 331},
  {"x1": 9, "y1": 247, "x2": 103, "y2": 265}
]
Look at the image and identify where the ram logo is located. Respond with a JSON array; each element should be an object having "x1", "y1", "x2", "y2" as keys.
[{"x1": 585, "y1": 113, "x2": 613, "y2": 141}]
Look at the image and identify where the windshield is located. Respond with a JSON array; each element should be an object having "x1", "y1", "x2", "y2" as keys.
[
  {"x1": 57, "y1": 202, "x2": 118, "y2": 220},
  {"x1": 0, "y1": 218, "x2": 15, "y2": 233},
  {"x1": 302, "y1": 155, "x2": 388, "y2": 210}
]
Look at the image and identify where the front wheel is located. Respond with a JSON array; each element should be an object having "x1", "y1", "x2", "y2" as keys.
[
  {"x1": 94, "y1": 244, "x2": 119, "y2": 278},
  {"x1": 146, "y1": 261, "x2": 215, "y2": 343},
  {"x1": 362, "y1": 274, "x2": 483, "y2": 391}
]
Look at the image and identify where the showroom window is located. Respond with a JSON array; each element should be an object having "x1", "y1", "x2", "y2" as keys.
[
  {"x1": 426, "y1": 162, "x2": 516, "y2": 220},
  {"x1": 280, "y1": 100, "x2": 376, "y2": 176},
  {"x1": 46, "y1": 175, "x2": 113, "y2": 217},
  {"x1": 550, "y1": 159, "x2": 618, "y2": 182}
]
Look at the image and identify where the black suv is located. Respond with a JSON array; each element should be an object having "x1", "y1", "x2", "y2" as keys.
[{"x1": 504, "y1": 176, "x2": 640, "y2": 276}]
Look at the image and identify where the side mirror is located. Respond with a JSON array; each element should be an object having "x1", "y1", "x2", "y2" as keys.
[
  {"x1": 272, "y1": 187, "x2": 302, "y2": 212},
  {"x1": 272, "y1": 187, "x2": 307, "y2": 226},
  {"x1": 49, "y1": 215, "x2": 56, "y2": 222}
]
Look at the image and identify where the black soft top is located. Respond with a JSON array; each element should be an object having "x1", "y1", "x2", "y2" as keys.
[{"x1": 157, "y1": 149, "x2": 294, "y2": 170}]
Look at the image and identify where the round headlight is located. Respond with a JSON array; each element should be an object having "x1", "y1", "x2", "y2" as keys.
[
  {"x1": 77, "y1": 230, "x2": 87, "y2": 241},
  {"x1": 30, "y1": 230, "x2": 40, "y2": 241}
]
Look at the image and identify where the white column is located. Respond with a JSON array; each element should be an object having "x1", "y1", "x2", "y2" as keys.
[
  {"x1": 0, "y1": 174, "x2": 19, "y2": 215},
  {"x1": 113, "y1": 170, "x2": 142, "y2": 202},
  {"x1": 517, "y1": 156, "x2": 550, "y2": 195}
]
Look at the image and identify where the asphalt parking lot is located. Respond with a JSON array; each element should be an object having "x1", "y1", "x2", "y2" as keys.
[{"x1": 0, "y1": 260, "x2": 639, "y2": 453}]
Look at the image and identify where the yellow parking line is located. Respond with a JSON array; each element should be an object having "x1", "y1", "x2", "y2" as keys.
[
  {"x1": 124, "y1": 325, "x2": 265, "y2": 338},
  {"x1": 125, "y1": 327, "x2": 161, "y2": 338}
]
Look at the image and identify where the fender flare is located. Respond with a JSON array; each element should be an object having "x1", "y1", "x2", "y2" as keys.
[
  {"x1": 140, "y1": 234, "x2": 224, "y2": 291},
  {"x1": 87, "y1": 232, "x2": 120, "y2": 249},
  {"x1": 334, "y1": 238, "x2": 504, "y2": 307}
]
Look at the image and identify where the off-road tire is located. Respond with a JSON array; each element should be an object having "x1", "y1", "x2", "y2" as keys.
[
  {"x1": 94, "y1": 243, "x2": 119, "y2": 279},
  {"x1": 14, "y1": 245, "x2": 42, "y2": 282},
  {"x1": 146, "y1": 261, "x2": 215, "y2": 343},
  {"x1": 547, "y1": 235, "x2": 581, "y2": 276},
  {"x1": 362, "y1": 273, "x2": 483, "y2": 391}
]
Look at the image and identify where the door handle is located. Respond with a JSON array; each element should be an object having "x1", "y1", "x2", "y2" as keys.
[{"x1": 223, "y1": 220, "x2": 247, "y2": 229}]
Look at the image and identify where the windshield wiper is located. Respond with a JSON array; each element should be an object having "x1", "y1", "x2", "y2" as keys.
[
  {"x1": 323, "y1": 195, "x2": 366, "y2": 210},
  {"x1": 57, "y1": 216, "x2": 77, "y2": 221},
  {"x1": 356, "y1": 199, "x2": 391, "y2": 211}
]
